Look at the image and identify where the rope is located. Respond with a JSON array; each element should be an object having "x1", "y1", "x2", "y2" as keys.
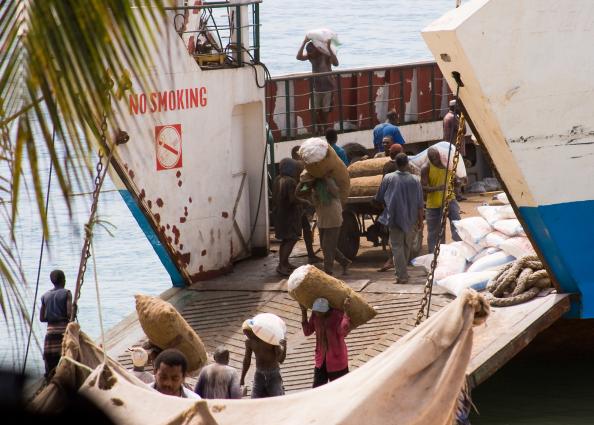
[
  {"x1": 22, "y1": 127, "x2": 55, "y2": 374},
  {"x1": 89, "y1": 234, "x2": 107, "y2": 364},
  {"x1": 485, "y1": 255, "x2": 552, "y2": 307}
]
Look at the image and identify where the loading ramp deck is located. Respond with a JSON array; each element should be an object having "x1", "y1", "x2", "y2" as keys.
[{"x1": 106, "y1": 236, "x2": 570, "y2": 394}]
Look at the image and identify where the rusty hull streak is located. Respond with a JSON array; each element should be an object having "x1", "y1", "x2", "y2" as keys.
[
  {"x1": 190, "y1": 263, "x2": 233, "y2": 282},
  {"x1": 221, "y1": 211, "x2": 229, "y2": 218},
  {"x1": 156, "y1": 198, "x2": 164, "y2": 208}
]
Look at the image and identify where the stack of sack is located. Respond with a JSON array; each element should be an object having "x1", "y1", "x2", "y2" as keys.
[
  {"x1": 411, "y1": 193, "x2": 537, "y2": 297},
  {"x1": 347, "y1": 158, "x2": 388, "y2": 197},
  {"x1": 347, "y1": 142, "x2": 466, "y2": 198}
]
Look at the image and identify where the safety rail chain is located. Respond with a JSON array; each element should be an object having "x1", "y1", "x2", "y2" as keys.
[
  {"x1": 165, "y1": 1, "x2": 262, "y2": 68},
  {"x1": 265, "y1": 60, "x2": 454, "y2": 143}
]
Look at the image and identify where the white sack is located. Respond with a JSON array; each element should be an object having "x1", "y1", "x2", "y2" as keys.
[
  {"x1": 453, "y1": 217, "x2": 493, "y2": 245},
  {"x1": 248, "y1": 313, "x2": 287, "y2": 346},
  {"x1": 409, "y1": 141, "x2": 467, "y2": 178},
  {"x1": 470, "y1": 247, "x2": 500, "y2": 263},
  {"x1": 480, "y1": 231, "x2": 510, "y2": 249},
  {"x1": 467, "y1": 251, "x2": 516, "y2": 273},
  {"x1": 448, "y1": 241, "x2": 479, "y2": 262},
  {"x1": 494, "y1": 192, "x2": 510, "y2": 204},
  {"x1": 411, "y1": 244, "x2": 467, "y2": 281},
  {"x1": 477, "y1": 205, "x2": 516, "y2": 225},
  {"x1": 499, "y1": 237, "x2": 537, "y2": 259},
  {"x1": 493, "y1": 219, "x2": 526, "y2": 237},
  {"x1": 306, "y1": 28, "x2": 340, "y2": 56},
  {"x1": 298, "y1": 137, "x2": 328, "y2": 164},
  {"x1": 437, "y1": 271, "x2": 499, "y2": 296}
]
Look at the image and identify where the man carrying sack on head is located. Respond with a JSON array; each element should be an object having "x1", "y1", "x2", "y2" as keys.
[{"x1": 300, "y1": 297, "x2": 351, "y2": 387}]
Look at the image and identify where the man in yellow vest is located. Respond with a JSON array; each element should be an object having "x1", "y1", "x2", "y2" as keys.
[{"x1": 421, "y1": 147, "x2": 462, "y2": 253}]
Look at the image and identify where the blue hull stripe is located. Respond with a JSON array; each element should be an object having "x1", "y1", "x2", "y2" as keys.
[
  {"x1": 519, "y1": 201, "x2": 594, "y2": 318},
  {"x1": 118, "y1": 190, "x2": 185, "y2": 287}
]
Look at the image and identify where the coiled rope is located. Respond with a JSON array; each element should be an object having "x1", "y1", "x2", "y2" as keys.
[{"x1": 485, "y1": 255, "x2": 552, "y2": 307}]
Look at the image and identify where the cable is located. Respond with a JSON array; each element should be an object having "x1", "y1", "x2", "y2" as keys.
[{"x1": 22, "y1": 126, "x2": 55, "y2": 374}]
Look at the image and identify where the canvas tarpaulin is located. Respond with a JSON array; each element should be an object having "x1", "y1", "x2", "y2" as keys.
[{"x1": 69, "y1": 290, "x2": 488, "y2": 425}]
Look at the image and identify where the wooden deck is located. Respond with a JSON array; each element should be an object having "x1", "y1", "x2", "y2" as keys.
[{"x1": 107, "y1": 195, "x2": 571, "y2": 394}]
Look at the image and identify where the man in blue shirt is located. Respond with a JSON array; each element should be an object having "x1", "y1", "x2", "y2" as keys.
[
  {"x1": 325, "y1": 128, "x2": 349, "y2": 166},
  {"x1": 374, "y1": 154, "x2": 424, "y2": 284},
  {"x1": 372, "y1": 110, "x2": 405, "y2": 152}
]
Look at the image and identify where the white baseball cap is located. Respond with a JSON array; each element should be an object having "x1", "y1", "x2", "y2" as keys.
[
  {"x1": 312, "y1": 298, "x2": 330, "y2": 313},
  {"x1": 131, "y1": 347, "x2": 148, "y2": 367}
]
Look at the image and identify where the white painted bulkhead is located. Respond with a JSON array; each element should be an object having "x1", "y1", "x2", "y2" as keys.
[
  {"x1": 107, "y1": 9, "x2": 268, "y2": 284},
  {"x1": 422, "y1": 0, "x2": 594, "y2": 316}
]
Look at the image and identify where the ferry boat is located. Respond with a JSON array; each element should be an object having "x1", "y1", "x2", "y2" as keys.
[{"x1": 21, "y1": 0, "x2": 593, "y2": 421}]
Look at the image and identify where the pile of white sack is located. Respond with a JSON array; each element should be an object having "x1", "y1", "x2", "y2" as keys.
[{"x1": 411, "y1": 192, "x2": 537, "y2": 296}]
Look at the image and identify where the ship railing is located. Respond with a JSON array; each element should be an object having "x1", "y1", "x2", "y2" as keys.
[
  {"x1": 265, "y1": 60, "x2": 453, "y2": 143},
  {"x1": 165, "y1": 1, "x2": 262, "y2": 69}
]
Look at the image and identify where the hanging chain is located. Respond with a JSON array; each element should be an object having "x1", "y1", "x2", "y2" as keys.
[
  {"x1": 71, "y1": 107, "x2": 108, "y2": 321},
  {"x1": 415, "y1": 112, "x2": 466, "y2": 326}
]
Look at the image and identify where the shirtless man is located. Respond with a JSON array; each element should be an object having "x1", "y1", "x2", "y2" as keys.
[
  {"x1": 297, "y1": 37, "x2": 339, "y2": 134},
  {"x1": 240, "y1": 321, "x2": 287, "y2": 398}
]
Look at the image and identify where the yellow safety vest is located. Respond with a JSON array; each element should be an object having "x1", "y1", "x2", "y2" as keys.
[{"x1": 426, "y1": 163, "x2": 454, "y2": 208}]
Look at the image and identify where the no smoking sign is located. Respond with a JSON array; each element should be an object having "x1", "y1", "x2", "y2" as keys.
[{"x1": 155, "y1": 124, "x2": 183, "y2": 171}]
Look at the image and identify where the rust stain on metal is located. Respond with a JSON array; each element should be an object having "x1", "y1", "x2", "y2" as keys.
[
  {"x1": 175, "y1": 251, "x2": 191, "y2": 266},
  {"x1": 154, "y1": 213, "x2": 161, "y2": 223},
  {"x1": 128, "y1": 169, "x2": 135, "y2": 179},
  {"x1": 156, "y1": 198, "x2": 164, "y2": 208},
  {"x1": 189, "y1": 197, "x2": 193, "y2": 203},
  {"x1": 221, "y1": 211, "x2": 229, "y2": 218},
  {"x1": 176, "y1": 170, "x2": 181, "y2": 178},
  {"x1": 180, "y1": 244, "x2": 184, "y2": 250},
  {"x1": 147, "y1": 200, "x2": 152, "y2": 209},
  {"x1": 190, "y1": 264, "x2": 233, "y2": 282},
  {"x1": 208, "y1": 196, "x2": 212, "y2": 203},
  {"x1": 172, "y1": 225, "x2": 180, "y2": 245},
  {"x1": 184, "y1": 206, "x2": 188, "y2": 217},
  {"x1": 210, "y1": 229, "x2": 215, "y2": 244},
  {"x1": 167, "y1": 236, "x2": 173, "y2": 243},
  {"x1": 160, "y1": 225, "x2": 165, "y2": 233},
  {"x1": 166, "y1": 224, "x2": 170, "y2": 230},
  {"x1": 201, "y1": 250, "x2": 207, "y2": 256},
  {"x1": 180, "y1": 217, "x2": 186, "y2": 223},
  {"x1": 124, "y1": 163, "x2": 128, "y2": 170},
  {"x1": 178, "y1": 180, "x2": 182, "y2": 187},
  {"x1": 139, "y1": 189, "x2": 146, "y2": 200}
]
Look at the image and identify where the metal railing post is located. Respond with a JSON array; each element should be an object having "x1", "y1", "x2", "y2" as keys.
[
  {"x1": 284, "y1": 81, "x2": 291, "y2": 139},
  {"x1": 236, "y1": 5, "x2": 242, "y2": 66},
  {"x1": 253, "y1": 3, "x2": 260, "y2": 63},
  {"x1": 399, "y1": 69, "x2": 405, "y2": 124},
  {"x1": 309, "y1": 77, "x2": 316, "y2": 135},
  {"x1": 368, "y1": 71, "x2": 374, "y2": 127},
  {"x1": 431, "y1": 65, "x2": 436, "y2": 121},
  {"x1": 336, "y1": 74, "x2": 344, "y2": 133}
]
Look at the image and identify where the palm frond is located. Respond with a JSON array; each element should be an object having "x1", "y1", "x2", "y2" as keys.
[{"x1": 0, "y1": 0, "x2": 166, "y2": 365}]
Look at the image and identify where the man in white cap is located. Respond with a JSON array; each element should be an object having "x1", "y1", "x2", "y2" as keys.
[
  {"x1": 300, "y1": 297, "x2": 351, "y2": 387},
  {"x1": 128, "y1": 347, "x2": 155, "y2": 385},
  {"x1": 240, "y1": 319, "x2": 287, "y2": 398}
]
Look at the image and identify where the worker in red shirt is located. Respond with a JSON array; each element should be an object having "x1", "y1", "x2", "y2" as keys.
[{"x1": 300, "y1": 297, "x2": 351, "y2": 387}]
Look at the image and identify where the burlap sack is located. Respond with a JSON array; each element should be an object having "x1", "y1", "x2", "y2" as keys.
[
  {"x1": 349, "y1": 175, "x2": 383, "y2": 197},
  {"x1": 347, "y1": 157, "x2": 390, "y2": 178},
  {"x1": 300, "y1": 138, "x2": 350, "y2": 206},
  {"x1": 287, "y1": 265, "x2": 377, "y2": 328},
  {"x1": 135, "y1": 294, "x2": 207, "y2": 372}
]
